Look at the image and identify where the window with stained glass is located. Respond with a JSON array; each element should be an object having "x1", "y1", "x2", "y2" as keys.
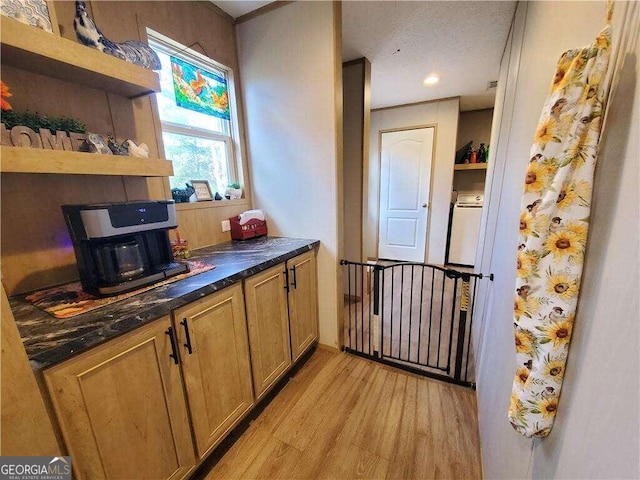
[{"x1": 148, "y1": 31, "x2": 238, "y2": 195}]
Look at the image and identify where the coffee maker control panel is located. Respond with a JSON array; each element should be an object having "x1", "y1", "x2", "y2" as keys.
[{"x1": 63, "y1": 201, "x2": 178, "y2": 240}]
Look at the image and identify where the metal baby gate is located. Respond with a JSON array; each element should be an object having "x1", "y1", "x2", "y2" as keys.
[{"x1": 341, "y1": 260, "x2": 491, "y2": 388}]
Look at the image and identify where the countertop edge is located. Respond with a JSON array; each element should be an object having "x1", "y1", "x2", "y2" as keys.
[{"x1": 16, "y1": 238, "x2": 320, "y2": 371}]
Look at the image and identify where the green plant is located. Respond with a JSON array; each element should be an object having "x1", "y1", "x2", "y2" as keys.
[
  {"x1": 228, "y1": 182, "x2": 241, "y2": 189},
  {"x1": 0, "y1": 110, "x2": 86, "y2": 134}
]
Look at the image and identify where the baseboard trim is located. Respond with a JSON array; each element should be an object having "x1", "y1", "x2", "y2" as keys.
[{"x1": 316, "y1": 342, "x2": 340, "y2": 354}]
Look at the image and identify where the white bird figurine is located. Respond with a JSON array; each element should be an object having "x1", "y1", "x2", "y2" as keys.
[{"x1": 124, "y1": 139, "x2": 149, "y2": 158}]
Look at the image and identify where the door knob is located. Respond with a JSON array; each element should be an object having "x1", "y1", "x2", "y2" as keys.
[{"x1": 422, "y1": 203, "x2": 428, "y2": 208}]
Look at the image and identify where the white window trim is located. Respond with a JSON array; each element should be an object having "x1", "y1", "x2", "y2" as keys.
[
  {"x1": 161, "y1": 122, "x2": 236, "y2": 183},
  {"x1": 147, "y1": 28, "x2": 244, "y2": 189}
]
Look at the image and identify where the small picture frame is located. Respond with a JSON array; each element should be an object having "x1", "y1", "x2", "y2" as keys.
[{"x1": 191, "y1": 180, "x2": 213, "y2": 201}]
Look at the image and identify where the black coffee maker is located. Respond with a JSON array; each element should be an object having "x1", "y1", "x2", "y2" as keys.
[{"x1": 62, "y1": 200, "x2": 188, "y2": 296}]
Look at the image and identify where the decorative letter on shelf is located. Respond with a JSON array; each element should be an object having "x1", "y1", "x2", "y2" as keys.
[{"x1": 0, "y1": 124, "x2": 86, "y2": 151}]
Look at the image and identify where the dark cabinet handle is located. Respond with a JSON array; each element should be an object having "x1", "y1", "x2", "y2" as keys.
[
  {"x1": 165, "y1": 327, "x2": 179, "y2": 365},
  {"x1": 180, "y1": 318, "x2": 193, "y2": 355},
  {"x1": 290, "y1": 265, "x2": 297, "y2": 289},
  {"x1": 284, "y1": 267, "x2": 290, "y2": 293}
]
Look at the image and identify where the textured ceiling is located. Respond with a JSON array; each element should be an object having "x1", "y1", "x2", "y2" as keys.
[
  {"x1": 213, "y1": 1, "x2": 516, "y2": 112},
  {"x1": 343, "y1": 1, "x2": 516, "y2": 111},
  {"x1": 212, "y1": 0, "x2": 272, "y2": 18}
]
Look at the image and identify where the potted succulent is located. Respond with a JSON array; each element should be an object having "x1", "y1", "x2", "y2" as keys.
[{"x1": 225, "y1": 182, "x2": 243, "y2": 200}]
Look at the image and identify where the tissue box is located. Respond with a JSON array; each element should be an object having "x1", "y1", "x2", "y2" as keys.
[{"x1": 229, "y1": 215, "x2": 268, "y2": 240}]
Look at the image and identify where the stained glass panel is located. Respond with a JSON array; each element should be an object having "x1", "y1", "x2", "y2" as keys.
[{"x1": 170, "y1": 56, "x2": 230, "y2": 120}]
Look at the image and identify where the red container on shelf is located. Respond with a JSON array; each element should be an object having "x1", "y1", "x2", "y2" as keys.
[{"x1": 229, "y1": 215, "x2": 268, "y2": 240}]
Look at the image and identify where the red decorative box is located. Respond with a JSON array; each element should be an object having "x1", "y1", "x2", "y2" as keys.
[{"x1": 229, "y1": 215, "x2": 268, "y2": 240}]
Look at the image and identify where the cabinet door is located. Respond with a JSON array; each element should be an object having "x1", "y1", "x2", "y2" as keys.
[
  {"x1": 287, "y1": 250, "x2": 319, "y2": 362},
  {"x1": 244, "y1": 263, "x2": 292, "y2": 400},
  {"x1": 44, "y1": 316, "x2": 195, "y2": 480},
  {"x1": 173, "y1": 284, "x2": 254, "y2": 458}
]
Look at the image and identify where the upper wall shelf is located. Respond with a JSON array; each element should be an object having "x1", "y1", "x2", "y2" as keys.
[
  {"x1": 454, "y1": 163, "x2": 488, "y2": 171},
  {"x1": 0, "y1": 16, "x2": 160, "y2": 99},
  {"x1": 0, "y1": 146, "x2": 174, "y2": 177}
]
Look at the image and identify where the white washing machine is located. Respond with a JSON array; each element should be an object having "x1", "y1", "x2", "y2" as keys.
[{"x1": 448, "y1": 192, "x2": 484, "y2": 266}]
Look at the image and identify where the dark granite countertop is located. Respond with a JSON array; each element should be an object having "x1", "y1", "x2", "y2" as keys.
[{"x1": 10, "y1": 236, "x2": 319, "y2": 371}]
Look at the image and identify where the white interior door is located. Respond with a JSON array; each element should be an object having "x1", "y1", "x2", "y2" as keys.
[{"x1": 378, "y1": 127, "x2": 434, "y2": 261}]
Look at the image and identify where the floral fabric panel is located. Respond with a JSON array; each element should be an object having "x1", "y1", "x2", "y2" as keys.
[{"x1": 508, "y1": 25, "x2": 611, "y2": 438}]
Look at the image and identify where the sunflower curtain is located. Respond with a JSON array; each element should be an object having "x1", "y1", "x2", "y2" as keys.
[{"x1": 508, "y1": 4, "x2": 613, "y2": 438}]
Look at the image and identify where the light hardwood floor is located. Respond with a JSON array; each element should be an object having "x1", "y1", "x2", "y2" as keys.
[{"x1": 200, "y1": 348, "x2": 482, "y2": 480}]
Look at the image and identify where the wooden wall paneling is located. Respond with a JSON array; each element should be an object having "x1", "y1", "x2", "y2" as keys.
[
  {"x1": 173, "y1": 201, "x2": 250, "y2": 249},
  {"x1": 148, "y1": 177, "x2": 172, "y2": 201},
  {"x1": 1, "y1": 285, "x2": 60, "y2": 456},
  {"x1": 122, "y1": 176, "x2": 151, "y2": 201},
  {"x1": 1, "y1": 66, "x2": 114, "y2": 136},
  {"x1": 91, "y1": 2, "x2": 239, "y2": 70},
  {"x1": 44, "y1": 0, "x2": 60, "y2": 36},
  {"x1": 51, "y1": 0, "x2": 92, "y2": 40},
  {"x1": 0, "y1": 173, "x2": 128, "y2": 295},
  {"x1": 107, "y1": 93, "x2": 160, "y2": 158},
  {"x1": 200, "y1": 1, "x2": 235, "y2": 24}
]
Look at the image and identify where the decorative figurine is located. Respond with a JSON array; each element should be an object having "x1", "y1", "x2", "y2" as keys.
[
  {"x1": 73, "y1": 1, "x2": 161, "y2": 70},
  {"x1": 82, "y1": 133, "x2": 112, "y2": 155},
  {"x1": 171, "y1": 184, "x2": 196, "y2": 203},
  {"x1": 107, "y1": 135, "x2": 129, "y2": 155},
  {"x1": 225, "y1": 183, "x2": 243, "y2": 200},
  {"x1": 123, "y1": 139, "x2": 149, "y2": 158}
]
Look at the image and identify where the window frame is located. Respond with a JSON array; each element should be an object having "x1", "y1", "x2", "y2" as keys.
[{"x1": 147, "y1": 29, "x2": 243, "y2": 190}]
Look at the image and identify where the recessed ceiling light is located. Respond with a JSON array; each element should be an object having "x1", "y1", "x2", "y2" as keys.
[{"x1": 424, "y1": 75, "x2": 439, "y2": 85}]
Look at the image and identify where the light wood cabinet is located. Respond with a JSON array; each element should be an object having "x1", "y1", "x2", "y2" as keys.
[
  {"x1": 42, "y1": 251, "x2": 318, "y2": 478},
  {"x1": 44, "y1": 316, "x2": 195, "y2": 480},
  {"x1": 287, "y1": 250, "x2": 319, "y2": 362},
  {"x1": 244, "y1": 264, "x2": 292, "y2": 400},
  {"x1": 173, "y1": 284, "x2": 254, "y2": 459}
]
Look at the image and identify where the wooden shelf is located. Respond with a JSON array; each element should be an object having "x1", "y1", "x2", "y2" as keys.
[
  {"x1": 0, "y1": 146, "x2": 173, "y2": 177},
  {"x1": 0, "y1": 16, "x2": 160, "y2": 99},
  {"x1": 454, "y1": 163, "x2": 488, "y2": 171},
  {"x1": 175, "y1": 198, "x2": 249, "y2": 211}
]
